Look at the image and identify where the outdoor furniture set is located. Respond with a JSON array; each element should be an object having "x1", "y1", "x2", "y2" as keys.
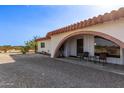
[{"x1": 79, "y1": 52, "x2": 107, "y2": 65}]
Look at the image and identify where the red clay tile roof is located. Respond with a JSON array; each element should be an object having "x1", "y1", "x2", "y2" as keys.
[
  {"x1": 36, "y1": 7, "x2": 124, "y2": 41},
  {"x1": 36, "y1": 36, "x2": 51, "y2": 41}
]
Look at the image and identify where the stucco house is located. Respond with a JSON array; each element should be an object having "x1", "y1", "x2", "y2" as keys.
[{"x1": 36, "y1": 7, "x2": 124, "y2": 65}]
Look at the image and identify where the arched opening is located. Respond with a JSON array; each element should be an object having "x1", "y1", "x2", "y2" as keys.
[
  {"x1": 53, "y1": 31, "x2": 124, "y2": 58},
  {"x1": 56, "y1": 35, "x2": 85, "y2": 58},
  {"x1": 94, "y1": 36, "x2": 120, "y2": 58}
]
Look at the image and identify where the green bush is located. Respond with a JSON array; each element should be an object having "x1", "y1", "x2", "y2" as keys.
[{"x1": 21, "y1": 46, "x2": 30, "y2": 54}]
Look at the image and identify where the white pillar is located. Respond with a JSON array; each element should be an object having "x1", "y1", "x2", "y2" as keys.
[
  {"x1": 122, "y1": 48, "x2": 124, "y2": 64},
  {"x1": 64, "y1": 41, "x2": 69, "y2": 57},
  {"x1": 83, "y1": 35, "x2": 94, "y2": 56},
  {"x1": 120, "y1": 48, "x2": 124, "y2": 65}
]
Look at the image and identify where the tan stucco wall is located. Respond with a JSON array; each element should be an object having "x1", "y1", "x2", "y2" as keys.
[
  {"x1": 51, "y1": 18, "x2": 124, "y2": 57},
  {"x1": 37, "y1": 39, "x2": 51, "y2": 54},
  {"x1": 37, "y1": 18, "x2": 124, "y2": 64}
]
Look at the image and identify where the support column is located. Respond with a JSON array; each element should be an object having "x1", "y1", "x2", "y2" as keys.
[
  {"x1": 64, "y1": 41, "x2": 70, "y2": 57},
  {"x1": 120, "y1": 48, "x2": 124, "y2": 65},
  {"x1": 83, "y1": 35, "x2": 95, "y2": 56},
  {"x1": 122, "y1": 48, "x2": 124, "y2": 64}
]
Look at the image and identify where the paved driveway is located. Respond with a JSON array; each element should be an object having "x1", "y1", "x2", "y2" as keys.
[{"x1": 0, "y1": 54, "x2": 124, "y2": 88}]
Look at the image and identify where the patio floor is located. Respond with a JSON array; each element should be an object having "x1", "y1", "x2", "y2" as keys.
[{"x1": 55, "y1": 57, "x2": 124, "y2": 76}]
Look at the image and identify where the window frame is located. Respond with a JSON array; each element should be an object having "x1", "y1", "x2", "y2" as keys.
[{"x1": 41, "y1": 42, "x2": 45, "y2": 48}]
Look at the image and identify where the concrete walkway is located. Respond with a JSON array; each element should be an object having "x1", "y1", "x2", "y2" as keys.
[
  {"x1": 0, "y1": 53, "x2": 16, "y2": 64},
  {"x1": 55, "y1": 57, "x2": 124, "y2": 76}
]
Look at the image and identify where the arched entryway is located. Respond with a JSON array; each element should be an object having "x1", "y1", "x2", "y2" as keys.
[{"x1": 53, "y1": 31, "x2": 124, "y2": 58}]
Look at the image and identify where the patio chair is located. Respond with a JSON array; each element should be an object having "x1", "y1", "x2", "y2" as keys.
[
  {"x1": 80, "y1": 52, "x2": 89, "y2": 61},
  {"x1": 79, "y1": 53, "x2": 84, "y2": 61},
  {"x1": 99, "y1": 53, "x2": 107, "y2": 65}
]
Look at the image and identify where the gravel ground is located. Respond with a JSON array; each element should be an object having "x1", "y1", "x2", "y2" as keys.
[{"x1": 0, "y1": 53, "x2": 124, "y2": 88}]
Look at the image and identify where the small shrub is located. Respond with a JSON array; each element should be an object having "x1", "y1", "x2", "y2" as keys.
[{"x1": 21, "y1": 46, "x2": 30, "y2": 54}]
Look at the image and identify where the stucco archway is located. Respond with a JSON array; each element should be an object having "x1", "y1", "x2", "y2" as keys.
[{"x1": 53, "y1": 31, "x2": 124, "y2": 58}]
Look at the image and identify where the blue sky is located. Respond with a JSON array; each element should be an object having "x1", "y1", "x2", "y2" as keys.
[{"x1": 0, "y1": 5, "x2": 123, "y2": 46}]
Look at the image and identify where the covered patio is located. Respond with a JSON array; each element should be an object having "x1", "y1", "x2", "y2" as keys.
[{"x1": 57, "y1": 33, "x2": 124, "y2": 65}]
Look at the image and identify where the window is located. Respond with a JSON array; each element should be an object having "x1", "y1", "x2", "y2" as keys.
[
  {"x1": 95, "y1": 36, "x2": 120, "y2": 58},
  {"x1": 41, "y1": 42, "x2": 45, "y2": 48}
]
